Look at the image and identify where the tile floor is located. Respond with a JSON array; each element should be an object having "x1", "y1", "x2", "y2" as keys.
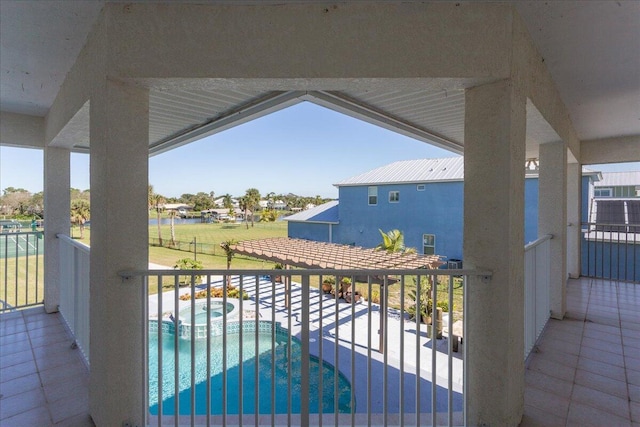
[
  {"x1": 521, "y1": 278, "x2": 640, "y2": 427},
  {"x1": 0, "y1": 307, "x2": 93, "y2": 426},
  {"x1": 1, "y1": 277, "x2": 637, "y2": 426}
]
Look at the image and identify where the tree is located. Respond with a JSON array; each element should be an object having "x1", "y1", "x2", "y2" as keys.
[
  {"x1": 220, "y1": 239, "x2": 238, "y2": 286},
  {"x1": 192, "y1": 192, "x2": 214, "y2": 211},
  {"x1": 375, "y1": 229, "x2": 416, "y2": 254},
  {"x1": 70, "y1": 199, "x2": 90, "y2": 239},
  {"x1": 238, "y1": 196, "x2": 249, "y2": 229},
  {"x1": 149, "y1": 186, "x2": 165, "y2": 246},
  {"x1": 244, "y1": 188, "x2": 261, "y2": 227},
  {"x1": 222, "y1": 194, "x2": 233, "y2": 209},
  {"x1": 168, "y1": 209, "x2": 177, "y2": 247},
  {"x1": 1, "y1": 188, "x2": 31, "y2": 216}
]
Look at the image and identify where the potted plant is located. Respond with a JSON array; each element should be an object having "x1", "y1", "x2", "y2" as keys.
[
  {"x1": 321, "y1": 276, "x2": 335, "y2": 294},
  {"x1": 272, "y1": 263, "x2": 284, "y2": 283}
]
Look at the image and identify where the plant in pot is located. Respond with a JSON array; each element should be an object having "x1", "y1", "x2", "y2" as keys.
[
  {"x1": 407, "y1": 276, "x2": 433, "y2": 324},
  {"x1": 272, "y1": 263, "x2": 284, "y2": 283},
  {"x1": 321, "y1": 276, "x2": 335, "y2": 294}
]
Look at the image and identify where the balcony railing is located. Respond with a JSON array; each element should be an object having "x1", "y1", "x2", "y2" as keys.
[
  {"x1": 581, "y1": 221, "x2": 640, "y2": 282},
  {"x1": 0, "y1": 230, "x2": 43, "y2": 312},
  {"x1": 524, "y1": 235, "x2": 552, "y2": 359},
  {"x1": 58, "y1": 234, "x2": 91, "y2": 364},
  {"x1": 119, "y1": 268, "x2": 489, "y2": 427}
]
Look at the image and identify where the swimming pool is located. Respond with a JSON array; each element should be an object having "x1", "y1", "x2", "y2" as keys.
[{"x1": 148, "y1": 320, "x2": 352, "y2": 416}]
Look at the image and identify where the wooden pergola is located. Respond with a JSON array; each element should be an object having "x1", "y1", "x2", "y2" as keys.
[
  {"x1": 231, "y1": 237, "x2": 443, "y2": 270},
  {"x1": 231, "y1": 237, "x2": 443, "y2": 354}
]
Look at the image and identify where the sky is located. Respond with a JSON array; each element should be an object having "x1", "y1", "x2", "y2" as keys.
[{"x1": 1, "y1": 101, "x2": 638, "y2": 199}]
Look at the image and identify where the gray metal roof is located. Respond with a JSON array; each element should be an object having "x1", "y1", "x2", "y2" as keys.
[
  {"x1": 596, "y1": 171, "x2": 640, "y2": 187},
  {"x1": 335, "y1": 157, "x2": 464, "y2": 187},
  {"x1": 283, "y1": 200, "x2": 339, "y2": 223}
]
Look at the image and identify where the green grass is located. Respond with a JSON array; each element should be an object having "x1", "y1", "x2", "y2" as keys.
[{"x1": 0, "y1": 254, "x2": 45, "y2": 309}]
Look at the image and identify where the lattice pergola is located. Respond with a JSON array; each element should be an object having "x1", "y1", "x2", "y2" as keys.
[{"x1": 231, "y1": 237, "x2": 443, "y2": 270}]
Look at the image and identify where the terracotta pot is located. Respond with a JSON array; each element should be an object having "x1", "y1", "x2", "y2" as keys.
[{"x1": 322, "y1": 282, "x2": 333, "y2": 294}]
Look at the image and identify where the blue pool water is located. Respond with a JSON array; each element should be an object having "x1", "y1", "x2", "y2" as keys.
[{"x1": 149, "y1": 325, "x2": 352, "y2": 415}]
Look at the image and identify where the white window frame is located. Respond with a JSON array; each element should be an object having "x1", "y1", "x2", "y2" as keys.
[
  {"x1": 368, "y1": 186, "x2": 378, "y2": 206},
  {"x1": 594, "y1": 188, "x2": 612, "y2": 198},
  {"x1": 389, "y1": 191, "x2": 400, "y2": 203},
  {"x1": 416, "y1": 184, "x2": 426, "y2": 191},
  {"x1": 423, "y1": 234, "x2": 435, "y2": 255}
]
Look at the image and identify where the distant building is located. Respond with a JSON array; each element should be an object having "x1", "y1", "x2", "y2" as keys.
[
  {"x1": 588, "y1": 171, "x2": 640, "y2": 229},
  {"x1": 286, "y1": 157, "x2": 600, "y2": 262}
]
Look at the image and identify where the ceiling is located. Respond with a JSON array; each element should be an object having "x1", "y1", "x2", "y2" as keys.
[{"x1": 1, "y1": 1, "x2": 638, "y2": 157}]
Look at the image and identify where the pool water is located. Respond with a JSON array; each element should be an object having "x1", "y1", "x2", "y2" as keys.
[{"x1": 149, "y1": 327, "x2": 352, "y2": 415}]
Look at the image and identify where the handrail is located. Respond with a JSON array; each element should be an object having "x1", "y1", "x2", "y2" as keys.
[
  {"x1": 56, "y1": 233, "x2": 90, "y2": 254},
  {"x1": 119, "y1": 267, "x2": 493, "y2": 279},
  {"x1": 524, "y1": 234, "x2": 553, "y2": 252}
]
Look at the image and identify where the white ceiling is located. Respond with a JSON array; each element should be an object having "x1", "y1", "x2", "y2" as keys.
[{"x1": 1, "y1": 1, "x2": 638, "y2": 154}]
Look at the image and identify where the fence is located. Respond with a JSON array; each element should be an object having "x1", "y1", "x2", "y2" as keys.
[
  {"x1": 119, "y1": 268, "x2": 490, "y2": 427},
  {"x1": 0, "y1": 231, "x2": 44, "y2": 311},
  {"x1": 524, "y1": 235, "x2": 552, "y2": 359},
  {"x1": 149, "y1": 237, "x2": 219, "y2": 257},
  {"x1": 581, "y1": 222, "x2": 640, "y2": 282},
  {"x1": 58, "y1": 234, "x2": 91, "y2": 365}
]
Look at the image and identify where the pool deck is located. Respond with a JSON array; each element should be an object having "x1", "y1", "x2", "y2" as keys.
[{"x1": 147, "y1": 276, "x2": 464, "y2": 417}]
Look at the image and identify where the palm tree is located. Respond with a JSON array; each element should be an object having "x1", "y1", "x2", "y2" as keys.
[
  {"x1": 245, "y1": 188, "x2": 261, "y2": 227},
  {"x1": 222, "y1": 194, "x2": 233, "y2": 209},
  {"x1": 220, "y1": 239, "x2": 237, "y2": 286},
  {"x1": 375, "y1": 229, "x2": 417, "y2": 254},
  {"x1": 238, "y1": 196, "x2": 249, "y2": 229},
  {"x1": 149, "y1": 187, "x2": 165, "y2": 247},
  {"x1": 168, "y1": 209, "x2": 177, "y2": 247},
  {"x1": 70, "y1": 199, "x2": 90, "y2": 239}
]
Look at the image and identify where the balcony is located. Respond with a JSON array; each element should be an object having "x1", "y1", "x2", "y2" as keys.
[{"x1": 1, "y1": 234, "x2": 638, "y2": 425}]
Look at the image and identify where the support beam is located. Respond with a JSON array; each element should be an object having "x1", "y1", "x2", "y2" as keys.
[
  {"x1": 567, "y1": 162, "x2": 581, "y2": 279},
  {"x1": 464, "y1": 79, "x2": 526, "y2": 426},
  {"x1": 0, "y1": 112, "x2": 45, "y2": 148},
  {"x1": 89, "y1": 80, "x2": 149, "y2": 426},
  {"x1": 43, "y1": 147, "x2": 70, "y2": 313},
  {"x1": 581, "y1": 135, "x2": 640, "y2": 165},
  {"x1": 539, "y1": 142, "x2": 567, "y2": 319}
]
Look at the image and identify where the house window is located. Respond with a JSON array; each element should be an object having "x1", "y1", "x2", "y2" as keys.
[
  {"x1": 594, "y1": 188, "x2": 612, "y2": 198},
  {"x1": 423, "y1": 234, "x2": 435, "y2": 255},
  {"x1": 417, "y1": 184, "x2": 425, "y2": 191},
  {"x1": 389, "y1": 191, "x2": 400, "y2": 203},
  {"x1": 368, "y1": 186, "x2": 378, "y2": 205}
]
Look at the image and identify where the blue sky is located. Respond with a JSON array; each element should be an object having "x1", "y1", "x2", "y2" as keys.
[{"x1": 1, "y1": 101, "x2": 638, "y2": 199}]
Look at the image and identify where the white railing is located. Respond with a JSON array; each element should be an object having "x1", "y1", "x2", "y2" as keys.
[
  {"x1": 524, "y1": 235, "x2": 552, "y2": 359},
  {"x1": 0, "y1": 231, "x2": 44, "y2": 311},
  {"x1": 120, "y1": 268, "x2": 489, "y2": 427},
  {"x1": 58, "y1": 234, "x2": 91, "y2": 365}
]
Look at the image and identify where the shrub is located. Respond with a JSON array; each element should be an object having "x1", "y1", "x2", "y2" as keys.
[
  {"x1": 173, "y1": 258, "x2": 203, "y2": 286},
  {"x1": 179, "y1": 285, "x2": 248, "y2": 301}
]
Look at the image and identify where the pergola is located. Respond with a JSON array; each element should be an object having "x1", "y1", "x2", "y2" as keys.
[{"x1": 231, "y1": 237, "x2": 444, "y2": 270}]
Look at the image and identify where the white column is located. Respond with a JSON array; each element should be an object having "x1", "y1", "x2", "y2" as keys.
[
  {"x1": 43, "y1": 146, "x2": 70, "y2": 313},
  {"x1": 539, "y1": 142, "x2": 567, "y2": 319},
  {"x1": 464, "y1": 79, "x2": 526, "y2": 426},
  {"x1": 89, "y1": 80, "x2": 149, "y2": 426},
  {"x1": 566, "y1": 162, "x2": 581, "y2": 279}
]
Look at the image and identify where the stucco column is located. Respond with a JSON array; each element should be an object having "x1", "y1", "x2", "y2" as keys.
[
  {"x1": 464, "y1": 79, "x2": 526, "y2": 426},
  {"x1": 566, "y1": 162, "x2": 581, "y2": 279},
  {"x1": 43, "y1": 146, "x2": 71, "y2": 313},
  {"x1": 539, "y1": 142, "x2": 567, "y2": 319},
  {"x1": 89, "y1": 80, "x2": 149, "y2": 426}
]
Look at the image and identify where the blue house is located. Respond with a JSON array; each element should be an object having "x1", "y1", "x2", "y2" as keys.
[{"x1": 287, "y1": 157, "x2": 600, "y2": 264}]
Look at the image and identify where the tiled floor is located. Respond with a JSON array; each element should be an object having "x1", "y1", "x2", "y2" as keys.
[
  {"x1": 0, "y1": 307, "x2": 93, "y2": 426},
  {"x1": 521, "y1": 278, "x2": 640, "y2": 427}
]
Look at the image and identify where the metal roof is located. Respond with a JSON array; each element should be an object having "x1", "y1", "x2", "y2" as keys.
[
  {"x1": 596, "y1": 171, "x2": 640, "y2": 187},
  {"x1": 283, "y1": 201, "x2": 339, "y2": 223},
  {"x1": 335, "y1": 157, "x2": 464, "y2": 187}
]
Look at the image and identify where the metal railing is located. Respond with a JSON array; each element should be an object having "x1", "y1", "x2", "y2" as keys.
[
  {"x1": 58, "y1": 234, "x2": 91, "y2": 364},
  {"x1": 120, "y1": 268, "x2": 489, "y2": 427},
  {"x1": 0, "y1": 231, "x2": 44, "y2": 312},
  {"x1": 581, "y1": 222, "x2": 640, "y2": 282},
  {"x1": 524, "y1": 235, "x2": 552, "y2": 359}
]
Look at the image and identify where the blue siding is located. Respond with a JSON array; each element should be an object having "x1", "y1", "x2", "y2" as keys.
[
  {"x1": 288, "y1": 175, "x2": 598, "y2": 263},
  {"x1": 287, "y1": 222, "x2": 333, "y2": 242}
]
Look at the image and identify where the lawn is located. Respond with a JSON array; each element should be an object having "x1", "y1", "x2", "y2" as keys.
[{"x1": 0, "y1": 254, "x2": 44, "y2": 310}]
